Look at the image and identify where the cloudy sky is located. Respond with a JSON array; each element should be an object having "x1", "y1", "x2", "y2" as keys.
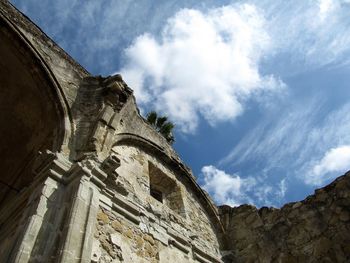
[{"x1": 12, "y1": 0, "x2": 350, "y2": 207}]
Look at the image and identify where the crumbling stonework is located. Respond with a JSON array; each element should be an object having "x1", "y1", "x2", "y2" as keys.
[
  {"x1": 0, "y1": 1, "x2": 349, "y2": 262},
  {"x1": 219, "y1": 172, "x2": 350, "y2": 262}
]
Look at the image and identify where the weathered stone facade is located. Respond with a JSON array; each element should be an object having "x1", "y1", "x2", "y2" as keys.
[{"x1": 0, "y1": 1, "x2": 349, "y2": 262}]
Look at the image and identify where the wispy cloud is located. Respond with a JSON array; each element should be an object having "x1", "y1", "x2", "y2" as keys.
[
  {"x1": 221, "y1": 98, "x2": 350, "y2": 189},
  {"x1": 255, "y1": 0, "x2": 350, "y2": 73},
  {"x1": 120, "y1": 4, "x2": 284, "y2": 132}
]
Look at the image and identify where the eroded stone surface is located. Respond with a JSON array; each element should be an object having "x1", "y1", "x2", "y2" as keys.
[{"x1": 220, "y1": 172, "x2": 350, "y2": 263}]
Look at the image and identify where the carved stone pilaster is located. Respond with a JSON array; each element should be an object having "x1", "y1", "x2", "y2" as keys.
[
  {"x1": 4, "y1": 150, "x2": 119, "y2": 263},
  {"x1": 57, "y1": 157, "x2": 118, "y2": 263},
  {"x1": 71, "y1": 74, "x2": 132, "y2": 161},
  {"x1": 57, "y1": 164, "x2": 99, "y2": 263},
  {"x1": 7, "y1": 151, "x2": 71, "y2": 263}
]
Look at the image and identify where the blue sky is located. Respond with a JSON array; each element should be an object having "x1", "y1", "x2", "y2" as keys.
[{"x1": 12, "y1": 0, "x2": 350, "y2": 207}]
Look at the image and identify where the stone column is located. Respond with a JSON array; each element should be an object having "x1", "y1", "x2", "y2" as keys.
[
  {"x1": 5, "y1": 150, "x2": 115, "y2": 263},
  {"x1": 57, "y1": 163, "x2": 101, "y2": 263},
  {"x1": 8, "y1": 151, "x2": 71, "y2": 263}
]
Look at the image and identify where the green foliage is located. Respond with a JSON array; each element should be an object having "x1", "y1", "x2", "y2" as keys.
[
  {"x1": 146, "y1": 111, "x2": 175, "y2": 144},
  {"x1": 146, "y1": 111, "x2": 157, "y2": 126}
]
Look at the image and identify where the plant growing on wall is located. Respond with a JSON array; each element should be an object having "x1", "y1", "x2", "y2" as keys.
[{"x1": 146, "y1": 111, "x2": 175, "y2": 144}]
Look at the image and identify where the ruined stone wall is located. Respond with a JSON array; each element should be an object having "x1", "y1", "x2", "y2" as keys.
[
  {"x1": 2, "y1": 1, "x2": 350, "y2": 262},
  {"x1": 92, "y1": 144, "x2": 222, "y2": 262},
  {"x1": 219, "y1": 172, "x2": 350, "y2": 263}
]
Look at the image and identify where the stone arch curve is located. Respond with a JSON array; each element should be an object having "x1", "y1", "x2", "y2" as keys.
[
  {"x1": 112, "y1": 133, "x2": 226, "y2": 248},
  {"x1": 0, "y1": 12, "x2": 73, "y2": 207}
]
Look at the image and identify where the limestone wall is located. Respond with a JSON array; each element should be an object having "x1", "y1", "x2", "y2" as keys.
[
  {"x1": 92, "y1": 145, "x2": 222, "y2": 262},
  {"x1": 219, "y1": 172, "x2": 350, "y2": 263}
]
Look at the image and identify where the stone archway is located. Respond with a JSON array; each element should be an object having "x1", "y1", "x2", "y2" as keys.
[{"x1": 0, "y1": 18, "x2": 68, "y2": 210}]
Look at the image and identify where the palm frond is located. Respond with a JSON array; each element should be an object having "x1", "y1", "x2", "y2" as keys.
[
  {"x1": 156, "y1": 116, "x2": 167, "y2": 129},
  {"x1": 145, "y1": 111, "x2": 175, "y2": 144},
  {"x1": 146, "y1": 111, "x2": 157, "y2": 126}
]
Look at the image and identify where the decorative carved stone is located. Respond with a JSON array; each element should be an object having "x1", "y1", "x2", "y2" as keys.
[
  {"x1": 101, "y1": 154, "x2": 121, "y2": 175},
  {"x1": 72, "y1": 75, "x2": 133, "y2": 160}
]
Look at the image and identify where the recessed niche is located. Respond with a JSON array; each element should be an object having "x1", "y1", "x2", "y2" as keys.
[{"x1": 148, "y1": 162, "x2": 186, "y2": 217}]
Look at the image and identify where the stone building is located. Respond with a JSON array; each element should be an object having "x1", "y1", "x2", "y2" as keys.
[{"x1": 0, "y1": 1, "x2": 349, "y2": 262}]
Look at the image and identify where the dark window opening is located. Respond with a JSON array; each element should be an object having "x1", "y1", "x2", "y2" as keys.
[{"x1": 150, "y1": 186, "x2": 163, "y2": 203}]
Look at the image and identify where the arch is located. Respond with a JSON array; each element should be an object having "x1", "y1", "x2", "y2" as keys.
[
  {"x1": 0, "y1": 13, "x2": 72, "y2": 208},
  {"x1": 113, "y1": 133, "x2": 226, "y2": 248}
]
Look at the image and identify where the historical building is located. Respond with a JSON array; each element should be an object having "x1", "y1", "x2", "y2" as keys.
[{"x1": 0, "y1": 1, "x2": 349, "y2": 262}]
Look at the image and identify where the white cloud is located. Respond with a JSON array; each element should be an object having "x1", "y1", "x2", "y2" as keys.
[
  {"x1": 121, "y1": 4, "x2": 284, "y2": 132},
  {"x1": 200, "y1": 165, "x2": 288, "y2": 207},
  {"x1": 318, "y1": 0, "x2": 337, "y2": 21},
  {"x1": 305, "y1": 145, "x2": 350, "y2": 185},
  {"x1": 120, "y1": 0, "x2": 350, "y2": 133},
  {"x1": 201, "y1": 165, "x2": 255, "y2": 207}
]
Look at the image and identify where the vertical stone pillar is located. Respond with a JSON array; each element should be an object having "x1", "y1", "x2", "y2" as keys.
[
  {"x1": 58, "y1": 163, "x2": 101, "y2": 263},
  {"x1": 8, "y1": 151, "x2": 71, "y2": 263},
  {"x1": 10, "y1": 178, "x2": 60, "y2": 263},
  {"x1": 5, "y1": 150, "x2": 111, "y2": 263}
]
